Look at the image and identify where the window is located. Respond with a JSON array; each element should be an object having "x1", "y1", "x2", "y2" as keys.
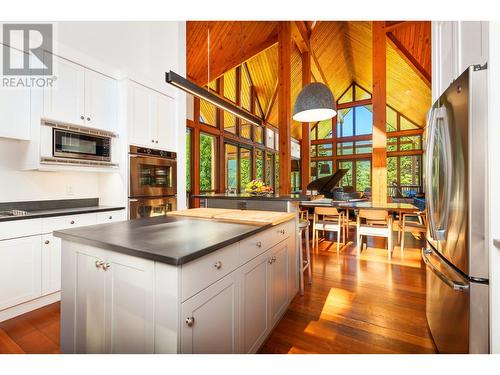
[
  {"x1": 317, "y1": 161, "x2": 332, "y2": 178},
  {"x1": 186, "y1": 129, "x2": 191, "y2": 192},
  {"x1": 337, "y1": 108, "x2": 353, "y2": 137},
  {"x1": 224, "y1": 112, "x2": 237, "y2": 134},
  {"x1": 338, "y1": 161, "x2": 353, "y2": 187},
  {"x1": 386, "y1": 106, "x2": 398, "y2": 132},
  {"x1": 266, "y1": 153, "x2": 274, "y2": 187},
  {"x1": 274, "y1": 154, "x2": 279, "y2": 191},
  {"x1": 400, "y1": 155, "x2": 421, "y2": 186},
  {"x1": 225, "y1": 143, "x2": 237, "y2": 191},
  {"x1": 311, "y1": 145, "x2": 317, "y2": 157},
  {"x1": 337, "y1": 142, "x2": 353, "y2": 155},
  {"x1": 387, "y1": 137, "x2": 398, "y2": 152},
  {"x1": 200, "y1": 133, "x2": 217, "y2": 191},
  {"x1": 355, "y1": 140, "x2": 372, "y2": 154},
  {"x1": 354, "y1": 85, "x2": 371, "y2": 100},
  {"x1": 266, "y1": 128, "x2": 275, "y2": 149},
  {"x1": 355, "y1": 160, "x2": 371, "y2": 192},
  {"x1": 316, "y1": 120, "x2": 333, "y2": 139},
  {"x1": 338, "y1": 86, "x2": 353, "y2": 104},
  {"x1": 387, "y1": 155, "x2": 422, "y2": 196},
  {"x1": 255, "y1": 149, "x2": 264, "y2": 181},
  {"x1": 355, "y1": 105, "x2": 373, "y2": 135},
  {"x1": 318, "y1": 143, "x2": 333, "y2": 157},
  {"x1": 400, "y1": 135, "x2": 421, "y2": 151},
  {"x1": 241, "y1": 69, "x2": 252, "y2": 111},
  {"x1": 223, "y1": 68, "x2": 236, "y2": 102},
  {"x1": 400, "y1": 116, "x2": 419, "y2": 130},
  {"x1": 200, "y1": 99, "x2": 217, "y2": 127},
  {"x1": 240, "y1": 147, "x2": 252, "y2": 190},
  {"x1": 254, "y1": 126, "x2": 263, "y2": 144},
  {"x1": 240, "y1": 123, "x2": 251, "y2": 139}
]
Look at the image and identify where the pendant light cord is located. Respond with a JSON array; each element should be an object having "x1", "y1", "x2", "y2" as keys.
[{"x1": 207, "y1": 26, "x2": 210, "y2": 91}]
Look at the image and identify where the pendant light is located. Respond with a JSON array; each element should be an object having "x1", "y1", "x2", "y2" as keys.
[
  {"x1": 166, "y1": 24, "x2": 263, "y2": 127},
  {"x1": 293, "y1": 82, "x2": 337, "y2": 122}
]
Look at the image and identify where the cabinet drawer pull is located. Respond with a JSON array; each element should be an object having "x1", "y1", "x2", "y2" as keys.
[
  {"x1": 256, "y1": 241, "x2": 262, "y2": 248},
  {"x1": 70, "y1": 220, "x2": 75, "y2": 224},
  {"x1": 44, "y1": 240, "x2": 50, "y2": 245},
  {"x1": 185, "y1": 316, "x2": 195, "y2": 327},
  {"x1": 95, "y1": 260, "x2": 104, "y2": 269},
  {"x1": 102, "y1": 263, "x2": 111, "y2": 271},
  {"x1": 278, "y1": 229, "x2": 285, "y2": 235},
  {"x1": 213, "y1": 261, "x2": 222, "y2": 270}
]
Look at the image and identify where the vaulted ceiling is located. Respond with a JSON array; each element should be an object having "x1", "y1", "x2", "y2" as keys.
[{"x1": 187, "y1": 21, "x2": 431, "y2": 140}]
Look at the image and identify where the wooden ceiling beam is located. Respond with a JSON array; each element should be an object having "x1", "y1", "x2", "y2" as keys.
[
  {"x1": 192, "y1": 26, "x2": 279, "y2": 86},
  {"x1": 264, "y1": 79, "x2": 279, "y2": 123},
  {"x1": 386, "y1": 31, "x2": 431, "y2": 88},
  {"x1": 291, "y1": 21, "x2": 311, "y2": 53}
]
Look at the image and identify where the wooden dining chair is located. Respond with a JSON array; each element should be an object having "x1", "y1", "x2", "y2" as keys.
[
  {"x1": 398, "y1": 211, "x2": 427, "y2": 254},
  {"x1": 356, "y1": 209, "x2": 394, "y2": 259},
  {"x1": 312, "y1": 207, "x2": 345, "y2": 252}
]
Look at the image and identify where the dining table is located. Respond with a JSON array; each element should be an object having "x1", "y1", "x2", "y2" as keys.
[{"x1": 299, "y1": 198, "x2": 420, "y2": 241}]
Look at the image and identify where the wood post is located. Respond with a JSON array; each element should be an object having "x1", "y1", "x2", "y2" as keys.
[
  {"x1": 300, "y1": 49, "x2": 311, "y2": 193},
  {"x1": 278, "y1": 22, "x2": 292, "y2": 194},
  {"x1": 372, "y1": 21, "x2": 387, "y2": 203},
  {"x1": 192, "y1": 97, "x2": 201, "y2": 208}
]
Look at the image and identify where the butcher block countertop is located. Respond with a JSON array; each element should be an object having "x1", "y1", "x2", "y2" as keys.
[{"x1": 168, "y1": 208, "x2": 297, "y2": 226}]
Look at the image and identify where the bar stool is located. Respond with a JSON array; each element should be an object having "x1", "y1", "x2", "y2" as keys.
[{"x1": 298, "y1": 210, "x2": 312, "y2": 295}]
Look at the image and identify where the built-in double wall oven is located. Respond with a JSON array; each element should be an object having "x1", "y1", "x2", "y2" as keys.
[{"x1": 128, "y1": 145, "x2": 177, "y2": 219}]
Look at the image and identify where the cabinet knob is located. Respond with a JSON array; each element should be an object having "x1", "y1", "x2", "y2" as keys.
[
  {"x1": 152, "y1": 139, "x2": 155, "y2": 143},
  {"x1": 95, "y1": 260, "x2": 104, "y2": 269},
  {"x1": 44, "y1": 240, "x2": 50, "y2": 245},
  {"x1": 80, "y1": 115, "x2": 84, "y2": 120},
  {"x1": 268, "y1": 257, "x2": 274, "y2": 264},
  {"x1": 256, "y1": 241, "x2": 262, "y2": 248},
  {"x1": 155, "y1": 140, "x2": 158, "y2": 143},
  {"x1": 185, "y1": 316, "x2": 195, "y2": 327},
  {"x1": 213, "y1": 261, "x2": 222, "y2": 270},
  {"x1": 70, "y1": 220, "x2": 75, "y2": 224},
  {"x1": 102, "y1": 263, "x2": 111, "y2": 271},
  {"x1": 278, "y1": 229, "x2": 285, "y2": 235},
  {"x1": 86, "y1": 117, "x2": 91, "y2": 121},
  {"x1": 108, "y1": 216, "x2": 113, "y2": 220}
]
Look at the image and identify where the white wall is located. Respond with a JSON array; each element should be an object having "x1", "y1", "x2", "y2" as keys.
[
  {"x1": 488, "y1": 21, "x2": 500, "y2": 354},
  {"x1": 0, "y1": 21, "x2": 187, "y2": 208}
]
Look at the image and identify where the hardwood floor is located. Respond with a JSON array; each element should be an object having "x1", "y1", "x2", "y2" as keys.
[
  {"x1": 259, "y1": 229, "x2": 436, "y2": 353},
  {"x1": 0, "y1": 229, "x2": 435, "y2": 354}
]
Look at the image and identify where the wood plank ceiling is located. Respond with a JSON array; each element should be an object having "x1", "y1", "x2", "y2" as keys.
[{"x1": 187, "y1": 21, "x2": 431, "y2": 140}]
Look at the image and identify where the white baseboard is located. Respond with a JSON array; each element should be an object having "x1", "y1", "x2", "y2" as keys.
[{"x1": 0, "y1": 292, "x2": 61, "y2": 323}]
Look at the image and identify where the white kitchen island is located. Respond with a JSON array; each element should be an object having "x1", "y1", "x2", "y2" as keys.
[{"x1": 55, "y1": 209, "x2": 298, "y2": 354}]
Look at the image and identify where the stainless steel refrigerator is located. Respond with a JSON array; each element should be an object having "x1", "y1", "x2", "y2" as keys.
[{"x1": 424, "y1": 65, "x2": 489, "y2": 353}]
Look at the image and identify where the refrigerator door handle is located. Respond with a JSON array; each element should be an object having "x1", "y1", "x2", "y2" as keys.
[
  {"x1": 425, "y1": 107, "x2": 438, "y2": 238},
  {"x1": 422, "y1": 248, "x2": 469, "y2": 291},
  {"x1": 426, "y1": 107, "x2": 453, "y2": 241}
]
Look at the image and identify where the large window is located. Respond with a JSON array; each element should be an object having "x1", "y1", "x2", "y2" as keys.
[
  {"x1": 200, "y1": 133, "x2": 217, "y2": 191},
  {"x1": 387, "y1": 155, "x2": 422, "y2": 197},
  {"x1": 310, "y1": 82, "x2": 423, "y2": 195},
  {"x1": 255, "y1": 149, "x2": 264, "y2": 181},
  {"x1": 225, "y1": 143, "x2": 237, "y2": 191},
  {"x1": 186, "y1": 129, "x2": 191, "y2": 192}
]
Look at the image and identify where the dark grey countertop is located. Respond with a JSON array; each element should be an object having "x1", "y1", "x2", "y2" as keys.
[
  {"x1": 193, "y1": 193, "x2": 313, "y2": 201},
  {"x1": 0, "y1": 198, "x2": 125, "y2": 222},
  {"x1": 54, "y1": 216, "x2": 271, "y2": 265}
]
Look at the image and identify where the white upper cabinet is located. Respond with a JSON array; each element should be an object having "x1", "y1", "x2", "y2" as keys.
[
  {"x1": 43, "y1": 53, "x2": 86, "y2": 126},
  {"x1": 84, "y1": 69, "x2": 117, "y2": 132},
  {"x1": 432, "y1": 21, "x2": 489, "y2": 101},
  {"x1": 43, "y1": 53, "x2": 117, "y2": 132},
  {"x1": 0, "y1": 45, "x2": 31, "y2": 140},
  {"x1": 128, "y1": 81, "x2": 177, "y2": 151},
  {"x1": 156, "y1": 93, "x2": 177, "y2": 152}
]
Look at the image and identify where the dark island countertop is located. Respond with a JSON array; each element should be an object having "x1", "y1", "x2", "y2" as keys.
[
  {"x1": 193, "y1": 192, "x2": 314, "y2": 201},
  {"x1": 54, "y1": 215, "x2": 273, "y2": 266},
  {"x1": 0, "y1": 198, "x2": 125, "y2": 222}
]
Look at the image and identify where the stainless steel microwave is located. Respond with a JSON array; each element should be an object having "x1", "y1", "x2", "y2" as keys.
[{"x1": 40, "y1": 120, "x2": 118, "y2": 167}]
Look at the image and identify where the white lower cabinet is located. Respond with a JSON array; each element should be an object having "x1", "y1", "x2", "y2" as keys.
[
  {"x1": 61, "y1": 219, "x2": 298, "y2": 353},
  {"x1": 239, "y1": 251, "x2": 270, "y2": 353},
  {"x1": 0, "y1": 236, "x2": 42, "y2": 310},
  {"x1": 41, "y1": 234, "x2": 62, "y2": 295},
  {"x1": 73, "y1": 246, "x2": 155, "y2": 354},
  {"x1": 181, "y1": 271, "x2": 240, "y2": 354}
]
